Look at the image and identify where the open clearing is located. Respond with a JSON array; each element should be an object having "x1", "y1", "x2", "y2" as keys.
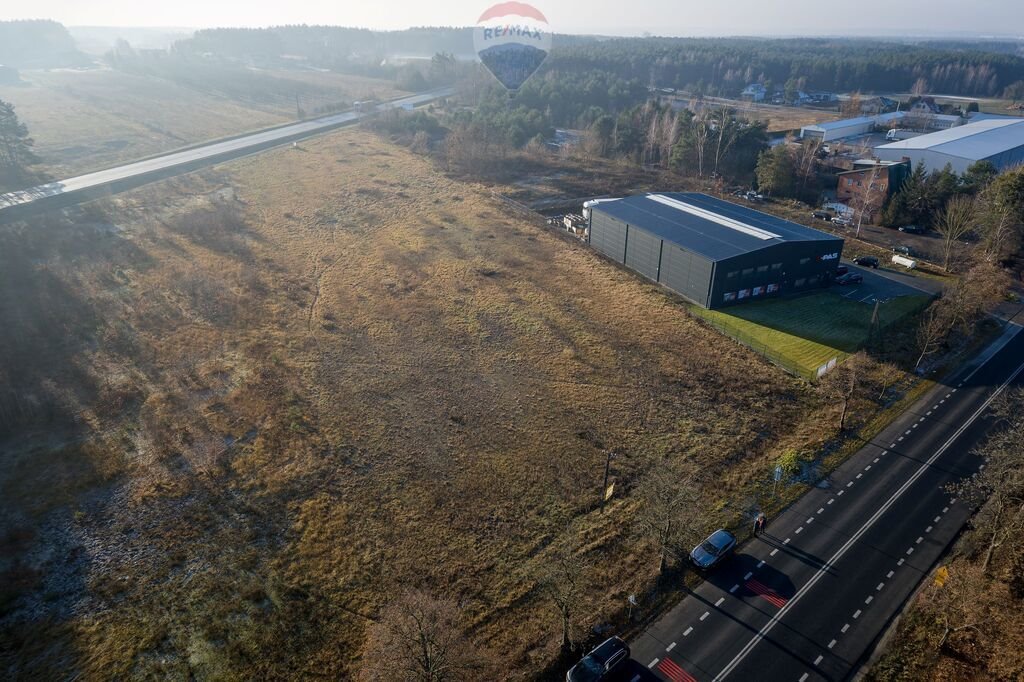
[
  {"x1": 693, "y1": 291, "x2": 931, "y2": 378},
  {"x1": 0, "y1": 68, "x2": 405, "y2": 177},
  {"x1": 0, "y1": 127, "x2": 834, "y2": 679}
]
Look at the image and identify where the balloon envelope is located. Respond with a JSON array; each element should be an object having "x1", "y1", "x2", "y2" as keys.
[{"x1": 473, "y1": 2, "x2": 552, "y2": 91}]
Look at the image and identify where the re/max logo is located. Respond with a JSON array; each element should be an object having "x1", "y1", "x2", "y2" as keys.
[
  {"x1": 820, "y1": 253, "x2": 839, "y2": 260},
  {"x1": 482, "y1": 25, "x2": 545, "y2": 40}
]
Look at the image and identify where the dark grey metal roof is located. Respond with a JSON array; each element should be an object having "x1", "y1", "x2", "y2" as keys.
[{"x1": 591, "y1": 192, "x2": 841, "y2": 262}]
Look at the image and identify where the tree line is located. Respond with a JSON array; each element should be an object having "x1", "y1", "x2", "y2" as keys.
[{"x1": 548, "y1": 37, "x2": 1024, "y2": 98}]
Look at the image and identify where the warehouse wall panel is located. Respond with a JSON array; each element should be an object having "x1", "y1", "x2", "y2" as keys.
[
  {"x1": 589, "y1": 212, "x2": 628, "y2": 262},
  {"x1": 624, "y1": 225, "x2": 662, "y2": 282}
]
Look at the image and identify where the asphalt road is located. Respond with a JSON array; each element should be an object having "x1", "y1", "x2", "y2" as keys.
[
  {"x1": 628, "y1": 321, "x2": 1024, "y2": 682},
  {"x1": 0, "y1": 87, "x2": 454, "y2": 219}
]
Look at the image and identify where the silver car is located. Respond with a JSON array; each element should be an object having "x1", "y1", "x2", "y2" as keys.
[{"x1": 690, "y1": 529, "x2": 737, "y2": 570}]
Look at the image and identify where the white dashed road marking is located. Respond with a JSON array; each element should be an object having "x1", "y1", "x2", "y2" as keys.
[
  {"x1": 649, "y1": 658, "x2": 660, "y2": 668},
  {"x1": 715, "y1": 597, "x2": 725, "y2": 607},
  {"x1": 853, "y1": 609, "x2": 862, "y2": 619},
  {"x1": 700, "y1": 611, "x2": 709, "y2": 621},
  {"x1": 667, "y1": 642, "x2": 677, "y2": 651},
  {"x1": 865, "y1": 596, "x2": 873, "y2": 604},
  {"x1": 828, "y1": 639, "x2": 837, "y2": 649},
  {"x1": 841, "y1": 623, "x2": 850, "y2": 633},
  {"x1": 730, "y1": 584, "x2": 739, "y2": 593},
  {"x1": 684, "y1": 626, "x2": 693, "y2": 637},
  {"x1": 887, "y1": 570, "x2": 894, "y2": 578},
  {"x1": 814, "y1": 654, "x2": 823, "y2": 665}
]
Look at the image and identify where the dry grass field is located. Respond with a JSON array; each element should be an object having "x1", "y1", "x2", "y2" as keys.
[
  {"x1": 2, "y1": 128, "x2": 929, "y2": 679},
  {"x1": 0, "y1": 68, "x2": 405, "y2": 177}
]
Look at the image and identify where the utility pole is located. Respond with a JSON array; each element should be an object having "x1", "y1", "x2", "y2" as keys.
[{"x1": 600, "y1": 451, "x2": 615, "y2": 513}]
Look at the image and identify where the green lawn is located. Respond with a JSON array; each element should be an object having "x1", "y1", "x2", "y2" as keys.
[{"x1": 693, "y1": 291, "x2": 930, "y2": 379}]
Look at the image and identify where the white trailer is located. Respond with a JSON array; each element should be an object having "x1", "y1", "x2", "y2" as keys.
[{"x1": 892, "y1": 254, "x2": 917, "y2": 269}]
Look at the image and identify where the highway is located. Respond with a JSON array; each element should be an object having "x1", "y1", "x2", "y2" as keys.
[
  {"x1": 0, "y1": 87, "x2": 454, "y2": 219},
  {"x1": 626, "y1": 321, "x2": 1024, "y2": 682}
]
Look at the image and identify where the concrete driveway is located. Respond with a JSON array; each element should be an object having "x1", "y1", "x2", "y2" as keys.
[{"x1": 832, "y1": 261, "x2": 939, "y2": 304}]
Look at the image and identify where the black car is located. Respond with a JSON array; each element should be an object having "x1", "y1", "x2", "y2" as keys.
[
  {"x1": 898, "y1": 225, "x2": 924, "y2": 234},
  {"x1": 690, "y1": 529, "x2": 737, "y2": 570},
  {"x1": 892, "y1": 245, "x2": 914, "y2": 256},
  {"x1": 836, "y1": 264, "x2": 849, "y2": 276},
  {"x1": 566, "y1": 637, "x2": 630, "y2": 682},
  {"x1": 811, "y1": 210, "x2": 832, "y2": 221},
  {"x1": 835, "y1": 272, "x2": 864, "y2": 285},
  {"x1": 854, "y1": 256, "x2": 879, "y2": 268}
]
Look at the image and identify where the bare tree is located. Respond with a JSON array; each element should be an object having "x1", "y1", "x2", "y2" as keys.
[
  {"x1": 935, "y1": 194, "x2": 976, "y2": 271},
  {"x1": 850, "y1": 165, "x2": 884, "y2": 237},
  {"x1": 691, "y1": 109, "x2": 712, "y2": 177},
  {"x1": 915, "y1": 302, "x2": 952, "y2": 370},
  {"x1": 539, "y1": 550, "x2": 586, "y2": 651},
  {"x1": 820, "y1": 351, "x2": 867, "y2": 430},
  {"x1": 635, "y1": 465, "x2": 704, "y2": 575},
  {"x1": 955, "y1": 391, "x2": 1024, "y2": 574},
  {"x1": 360, "y1": 589, "x2": 498, "y2": 682}
]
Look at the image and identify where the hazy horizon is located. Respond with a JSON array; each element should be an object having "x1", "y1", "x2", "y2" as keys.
[{"x1": 3, "y1": 1, "x2": 1024, "y2": 39}]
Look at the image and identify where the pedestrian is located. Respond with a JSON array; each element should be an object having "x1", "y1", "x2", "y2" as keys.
[{"x1": 754, "y1": 512, "x2": 767, "y2": 535}]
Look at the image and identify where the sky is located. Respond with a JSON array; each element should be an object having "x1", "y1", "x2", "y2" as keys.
[{"x1": 2, "y1": 0, "x2": 1022, "y2": 37}]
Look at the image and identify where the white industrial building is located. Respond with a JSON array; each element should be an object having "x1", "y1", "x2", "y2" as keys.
[
  {"x1": 873, "y1": 118, "x2": 1024, "y2": 174},
  {"x1": 800, "y1": 111, "x2": 962, "y2": 142}
]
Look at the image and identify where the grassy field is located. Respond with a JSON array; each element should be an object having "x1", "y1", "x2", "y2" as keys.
[
  {"x1": 693, "y1": 291, "x2": 931, "y2": 378},
  {"x1": 0, "y1": 127, "x2": 827, "y2": 679},
  {"x1": 0, "y1": 67, "x2": 405, "y2": 177},
  {"x1": 697, "y1": 97, "x2": 840, "y2": 132}
]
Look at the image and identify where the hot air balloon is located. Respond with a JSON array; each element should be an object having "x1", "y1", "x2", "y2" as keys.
[{"x1": 473, "y1": 2, "x2": 552, "y2": 92}]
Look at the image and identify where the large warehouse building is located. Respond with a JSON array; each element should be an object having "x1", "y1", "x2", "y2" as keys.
[
  {"x1": 586, "y1": 193, "x2": 844, "y2": 309},
  {"x1": 873, "y1": 118, "x2": 1024, "y2": 174}
]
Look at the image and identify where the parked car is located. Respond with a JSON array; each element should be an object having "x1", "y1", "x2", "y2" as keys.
[
  {"x1": 744, "y1": 191, "x2": 764, "y2": 202},
  {"x1": 836, "y1": 264, "x2": 849, "y2": 276},
  {"x1": 690, "y1": 529, "x2": 737, "y2": 570},
  {"x1": 835, "y1": 272, "x2": 864, "y2": 285},
  {"x1": 854, "y1": 256, "x2": 879, "y2": 268},
  {"x1": 832, "y1": 216, "x2": 853, "y2": 227},
  {"x1": 566, "y1": 637, "x2": 631, "y2": 682},
  {"x1": 811, "y1": 210, "x2": 832, "y2": 221},
  {"x1": 892, "y1": 245, "x2": 914, "y2": 256},
  {"x1": 898, "y1": 225, "x2": 924, "y2": 234}
]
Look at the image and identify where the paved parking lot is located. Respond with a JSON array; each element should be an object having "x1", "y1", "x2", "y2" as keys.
[{"x1": 832, "y1": 262, "x2": 938, "y2": 305}]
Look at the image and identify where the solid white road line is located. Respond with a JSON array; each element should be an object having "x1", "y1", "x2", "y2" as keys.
[{"x1": 711, "y1": 352, "x2": 1024, "y2": 681}]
